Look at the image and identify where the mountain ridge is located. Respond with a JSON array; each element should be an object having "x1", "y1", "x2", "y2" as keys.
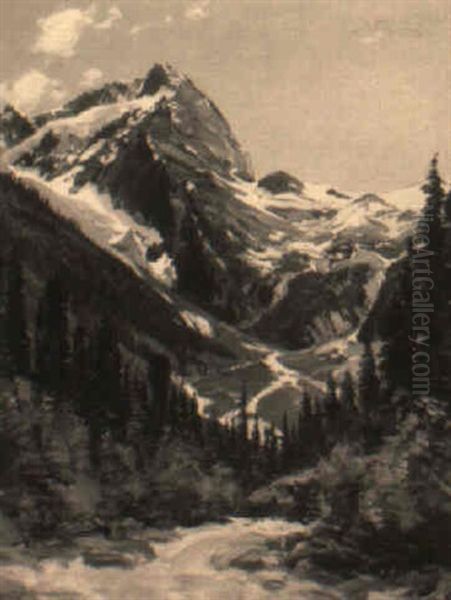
[{"x1": 0, "y1": 63, "x2": 427, "y2": 428}]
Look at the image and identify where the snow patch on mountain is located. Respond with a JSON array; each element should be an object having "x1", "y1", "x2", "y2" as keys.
[
  {"x1": 223, "y1": 176, "x2": 286, "y2": 219},
  {"x1": 147, "y1": 254, "x2": 177, "y2": 287},
  {"x1": 301, "y1": 182, "x2": 355, "y2": 207},
  {"x1": 180, "y1": 310, "x2": 214, "y2": 338},
  {"x1": 9, "y1": 166, "x2": 177, "y2": 287},
  {"x1": 6, "y1": 88, "x2": 175, "y2": 166}
]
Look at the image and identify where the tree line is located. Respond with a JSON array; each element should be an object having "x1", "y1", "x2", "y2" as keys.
[
  {"x1": 1, "y1": 156, "x2": 449, "y2": 497},
  {"x1": 0, "y1": 254, "x2": 279, "y2": 488}
]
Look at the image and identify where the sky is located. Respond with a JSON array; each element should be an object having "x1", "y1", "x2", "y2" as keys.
[{"x1": 0, "y1": 0, "x2": 449, "y2": 192}]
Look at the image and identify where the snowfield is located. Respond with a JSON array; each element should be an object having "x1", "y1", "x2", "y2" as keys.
[
  {"x1": 221, "y1": 172, "x2": 423, "y2": 281},
  {"x1": 9, "y1": 167, "x2": 176, "y2": 287}
]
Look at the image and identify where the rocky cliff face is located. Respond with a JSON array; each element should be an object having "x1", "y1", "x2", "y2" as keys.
[{"x1": 0, "y1": 104, "x2": 35, "y2": 149}]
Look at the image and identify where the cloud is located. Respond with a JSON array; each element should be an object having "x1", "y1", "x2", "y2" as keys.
[
  {"x1": 32, "y1": 5, "x2": 123, "y2": 58},
  {"x1": 185, "y1": 0, "x2": 210, "y2": 21},
  {"x1": 80, "y1": 67, "x2": 104, "y2": 89},
  {"x1": 359, "y1": 30, "x2": 385, "y2": 46},
  {"x1": 130, "y1": 14, "x2": 173, "y2": 36},
  {"x1": 94, "y1": 6, "x2": 123, "y2": 30},
  {"x1": 130, "y1": 23, "x2": 151, "y2": 36},
  {"x1": 0, "y1": 70, "x2": 66, "y2": 113},
  {"x1": 33, "y1": 7, "x2": 95, "y2": 58},
  {"x1": 355, "y1": 17, "x2": 424, "y2": 47}
]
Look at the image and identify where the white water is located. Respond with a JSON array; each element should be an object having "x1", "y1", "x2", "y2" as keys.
[
  {"x1": 0, "y1": 519, "x2": 319, "y2": 599},
  {"x1": 0, "y1": 518, "x2": 413, "y2": 599}
]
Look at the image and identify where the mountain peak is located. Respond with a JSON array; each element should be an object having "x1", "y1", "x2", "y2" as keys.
[
  {"x1": 257, "y1": 171, "x2": 304, "y2": 195},
  {"x1": 0, "y1": 103, "x2": 35, "y2": 148},
  {"x1": 0, "y1": 102, "x2": 14, "y2": 114},
  {"x1": 0, "y1": 102, "x2": 27, "y2": 120},
  {"x1": 140, "y1": 63, "x2": 185, "y2": 96}
]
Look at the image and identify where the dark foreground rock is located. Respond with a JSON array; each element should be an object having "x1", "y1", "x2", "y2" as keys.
[
  {"x1": 81, "y1": 549, "x2": 136, "y2": 569},
  {"x1": 229, "y1": 548, "x2": 267, "y2": 572},
  {"x1": 79, "y1": 536, "x2": 156, "y2": 568}
]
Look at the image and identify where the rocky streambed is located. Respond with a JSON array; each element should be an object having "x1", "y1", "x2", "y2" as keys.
[{"x1": 2, "y1": 517, "x2": 448, "y2": 599}]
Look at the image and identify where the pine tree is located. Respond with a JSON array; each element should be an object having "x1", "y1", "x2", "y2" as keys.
[
  {"x1": 84, "y1": 318, "x2": 126, "y2": 463},
  {"x1": 97, "y1": 318, "x2": 127, "y2": 435},
  {"x1": 125, "y1": 370, "x2": 150, "y2": 469},
  {"x1": 312, "y1": 397, "x2": 327, "y2": 457},
  {"x1": 325, "y1": 373, "x2": 338, "y2": 403},
  {"x1": 324, "y1": 374, "x2": 340, "y2": 444},
  {"x1": 303, "y1": 391, "x2": 313, "y2": 419},
  {"x1": 264, "y1": 422, "x2": 278, "y2": 476},
  {"x1": 251, "y1": 413, "x2": 260, "y2": 452},
  {"x1": 0, "y1": 254, "x2": 12, "y2": 378},
  {"x1": 290, "y1": 423, "x2": 298, "y2": 454},
  {"x1": 358, "y1": 342, "x2": 384, "y2": 448},
  {"x1": 228, "y1": 416, "x2": 238, "y2": 468},
  {"x1": 209, "y1": 413, "x2": 226, "y2": 458},
  {"x1": 339, "y1": 371, "x2": 360, "y2": 440},
  {"x1": 377, "y1": 342, "x2": 397, "y2": 410},
  {"x1": 281, "y1": 411, "x2": 291, "y2": 468},
  {"x1": 35, "y1": 275, "x2": 71, "y2": 396},
  {"x1": 340, "y1": 371, "x2": 356, "y2": 412},
  {"x1": 179, "y1": 389, "x2": 190, "y2": 430},
  {"x1": 71, "y1": 324, "x2": 90, "y2": 415},
  {"x1": 421, "y1": 154, "x2": 445, "y2": 256},
  {"x1": 189, "y1": 394, "x2": 203, "y2": 443},
  {"x1": 358, "y1": 342, "x2": 380, "y2": 417},
  {"x1": 6, "y1": 256, "x2": 30, "y2": 376},
  {"x1": 136, "y1": 375, "x2": 152, "y2": 445},
  {"x1": 371, "y1": 233, "x2": 413, "y2": 393},
  {"x1": 444, "y1": 189, "x2": 451, "y2": 223},
  {"x1": 147, "y1": 355, "x2": 171, "y2": 434},
  {"x1": 418, "y1": 155, "x2": 445, "y2": 315},
  {"x1": 238, "y1": 381, "x2": 248, "y2": 444},
  {"x1": 440, "y1": 189, "x2": 451, "y2": 402},
  {"x1": 298, "y1": 391, "x2": 315, "y2": 464},
  {"x1": 418, "y1": 159, "x2": 449, "y2": 401},
  {"x1": 168, "y1": 384, "x2": 181, "y2": 432}
]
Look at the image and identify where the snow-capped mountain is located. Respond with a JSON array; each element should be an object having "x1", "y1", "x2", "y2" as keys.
[
  {"x1": 5, "y1": 64, "x2": 276, "y2": 322},
  {"x1": 0, "y1": 63, "x2": 426, "y2": 428}
]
